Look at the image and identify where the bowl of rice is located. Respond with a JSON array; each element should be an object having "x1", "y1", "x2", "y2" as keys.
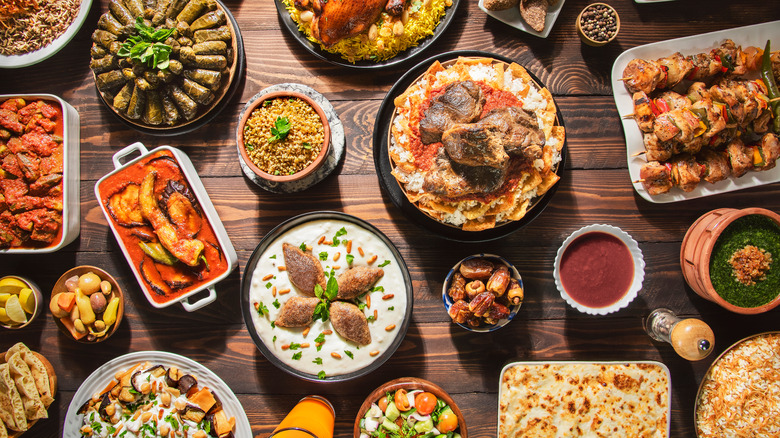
[{"x1": 238, "y1": 91, "x2": 330, "y2": 184}]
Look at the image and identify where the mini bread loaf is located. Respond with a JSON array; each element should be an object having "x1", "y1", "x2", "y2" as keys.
[
  {"x1": 519, "y1": 0, "x2": 548, "y2": 32},
  {"x1": 483, "y1": 0, "x2": 519, "y2": 11}
]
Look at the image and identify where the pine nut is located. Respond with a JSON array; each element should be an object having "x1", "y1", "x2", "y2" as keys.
[
  {"x1": 333, "y1": 252, "x2": 341, "y2": 261},
  {"x1": 278, "y1": 266, "x2": 287, "y2": 271},
  {"x1": 262, "y1": 274, "x2": 274, "y2": 281},
  {"x1": 272, "y1": 286, "x2": 277, "y2": 297},
  {"x1": 302, "y1": 327, "x2": 310, "y2": 337},
  {"x1": 323, "y1": 330, "x2": 333, "y2": 335},
  {"x1": 358, "y1": 247, "x2": 365, "y2": 256},
  {"x1": 318, "y1": 236, "x2": 326, "y2": 244},
  {"x1": 366, "y1": 295, "x2": 371, "y2": 308},
  {"x1": 331, "y1": 352, "x2": 342, "y2": 359},
  {"x1": 346, "y1": 240, "x2": 352, "y2": 253},
  {"x1": 281, "y1": 344, "x2": 290, "y2": 350},
  {"x1": 382, "y1": 293, "x2": 394, "y2": 300},
  {"x1": 368, "y1": 255, "x2": 378, "y2": 264},
  {"x1": 385, "y1": 324, "x2": 396, "y2": 331},
  {"x1": 370, "y1": 350, "x2": 380, "y2": 357},
  {"x1": 301, "y1": 343, "x2": 310, "y2": 348},
  {"x1": 279, "y1": 288, "x2": 291, "y2": 295}
]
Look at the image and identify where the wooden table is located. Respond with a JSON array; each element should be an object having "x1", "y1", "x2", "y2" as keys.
[{"x1": 2, "y1": 0, "x2": 780, "y2": 436}]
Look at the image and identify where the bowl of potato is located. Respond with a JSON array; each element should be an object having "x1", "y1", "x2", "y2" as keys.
[{"x1": 50, "y1": 266, "x2": 124, "y2": 343}]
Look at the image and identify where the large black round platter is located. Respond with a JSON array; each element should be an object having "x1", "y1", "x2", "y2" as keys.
[
  {"x1": 373, "y1": 50, "x2": 567, "y2": 242},
  {"x1": 95, "y1": 0, "x2": 245, "y2": 136},
  {"x1": 274, "y1": 0, "x2": 461, "y2": 69},
  {"x1": 240, "y1": 211, "x2": 414, "y2": 382}
]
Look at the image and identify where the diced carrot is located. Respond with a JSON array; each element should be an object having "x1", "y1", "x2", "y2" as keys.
[{"x1": 57, "y1": 292, "x2": 76, "y2": 312}]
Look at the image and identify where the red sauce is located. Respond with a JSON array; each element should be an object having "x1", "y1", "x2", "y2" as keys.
[
  {"x1": 559, "y1": 232, "x2": 634, "y2": 308},
  {"x1": 410, "y1": 81, "x2": 524, "y2": 170},
  {"x1": 98, "y1": 150, "x2": 228, "y2": 304}
]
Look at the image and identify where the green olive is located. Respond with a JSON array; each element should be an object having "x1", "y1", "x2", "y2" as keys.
[{"x1": 78, "y1": 272, "x2": 102, "y2": 295}]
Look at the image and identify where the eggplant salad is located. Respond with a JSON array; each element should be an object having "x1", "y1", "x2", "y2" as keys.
[{"x1": 89, "y1": 0, "x2": 235, "y2": 128}]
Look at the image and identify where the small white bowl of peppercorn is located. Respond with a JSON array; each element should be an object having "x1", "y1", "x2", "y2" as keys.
[{"x1": 577, "y1": 3, "x2": 620, "y2": 46}]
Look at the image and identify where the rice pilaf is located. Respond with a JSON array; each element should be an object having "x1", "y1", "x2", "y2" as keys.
[
  {"x1": 243, "y1": 97, "x2": 325, "y2": 176},
  {"x1": 282, "y1": 0, "x2": 452, "y2": 63},
  {"x1": 389, "y1": 57, "x2": 565, "y2": 231},
  {"x1": 0, "y1": 0, "x2": 81, "y2": 56},
  {"x1": 696, "y1": 332, "x2": 780, "y2": 437}
]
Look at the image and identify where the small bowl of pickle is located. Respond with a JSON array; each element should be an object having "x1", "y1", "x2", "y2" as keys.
[
  {"x1": 442, "y1": 254, "x2": 524, "y2": 333},
  {"x1": 50, "y1": 266, "x2": 124, "y2": 343},
  {"x1": 0, "y1": 275, "x2": 43, "y2": 329}
]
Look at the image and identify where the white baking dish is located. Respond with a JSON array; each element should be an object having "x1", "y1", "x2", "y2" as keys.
[
  {"x1": 0, "y1": 94, "x2": 80, "y2": 253},
  {"x1": 94, "y1": 142, "x2": 237, "y2": 311}
]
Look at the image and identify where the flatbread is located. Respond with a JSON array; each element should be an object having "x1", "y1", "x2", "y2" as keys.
[
  {"x1": 6, "y1": 353, "x2": 46, "y2": 422},
  {"x1": 4, "y1": 344, "x2": 52, "y2": 407},
  {"x1": 0, "y1": 364, "x2": 25, "y2": 432},
  {"x1": 519, "y1": 0, "x2": 548, "y2": 32}
]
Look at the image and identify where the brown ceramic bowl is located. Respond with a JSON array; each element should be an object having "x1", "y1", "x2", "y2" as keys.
[
  {"x1": 51, "y1": 266, "x2": 124, "y2": 343},
  {"x1": 353, "y1": 377, "x2": 468, "y2": 437},
  {"x1": 0, "y1": 275, "x2": 43, "y2": 329},
  {"x1": 680, "y1": 207, "x2": 780, "y2": 314},
  {"x1": 237, "y1": 91, "x2": 331, "y2": 184},
  {"x1": 577, "y1": 3, "x2": 620, "y2": 47}
]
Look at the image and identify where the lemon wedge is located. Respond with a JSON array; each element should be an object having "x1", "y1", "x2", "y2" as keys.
[
  {"x1": 19, "y1": 288, "x2": 36, "y2": 314},
  {"x1": 4, "y1": 295, "x2": 27, "y2": 324},
  {"x1": 0, "y1": 277, "x2": 27, "y2": 295},
  {"x1": 0, "y1": 308, "x2": 11, "y2": 325},
  {"x1": 0, "y1": 293, "x2": 10, "y2": 305}
]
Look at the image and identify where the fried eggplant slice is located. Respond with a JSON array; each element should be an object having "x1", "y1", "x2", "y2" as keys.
[
  {"x1": 336, "y1": 266, "x2": 384, "y2": 300},
  {"x1": 107, "y1": 183, "x2": 145, "y2": 227},
  {"x1": 282, "y1": 242, "x2": 326, "y2": 296},
  {"x1": 162, "y1": 182, "x2": 202, "y2": 238},
  {"x1": 330, "y1": 301, "x2": 371, "y2": 345}
]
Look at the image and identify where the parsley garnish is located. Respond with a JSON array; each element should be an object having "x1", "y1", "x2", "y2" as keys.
[
  {"x1": 345, "y1": 350, "x2": 354, "y2": 359},
  {"x1": 273, "y1": 299, "x2": 280, "y2": 309},
  {"x1": 388, "y1": 306, "x2": 394, "y2": 311},
  {"x1": 378, "y1": 260, "x2": 390, "y2": 267},
  {"x1": 292, "y1": 352, "x2": 302, "y2": 360},
  {"x1": 318, "y1": 370, "x2": 326, "y2": 379},
  {"x1": 273, "y1": 335, "x2": 277, "y2": 342},
  {"x1": 302, "y1": 142, "x2": 312, "y2": 150},
  {"x1": 319, "y1": 251, "x2": 328, "y2": 261},
  {"x1": 270, "y1": 254, "x2": 276, "y2": 259},
  {"x1": 255, "y1": 301, "x2": 269, "y2": 316},
  {"x1": 269, "y1": 116, "x2": 291, "y2": 142},
  {"x1": 117, "y1": 17, "x2": 173, "y2": 70},
  {"x1": 265, "y1": 282, "x2": 272, "y2": 289},
  {"x1": 289, "y1": 342, "x2": 301, "y2": 350},
  {"x1": 299, "y1": 242, "x2": 307, "y2": 251},
  {"x1": 313, "y1": 357, "x2": 323, "y2": 365},
  {"x1": 331, "y1": 227, "x2": 347, "y2": 246},
  {"x1": 346, "y1": 254, "x2": 354, "y2": 264},
  {"x1": 372, "y1": 286, "x2": 385, "y2": 292}
]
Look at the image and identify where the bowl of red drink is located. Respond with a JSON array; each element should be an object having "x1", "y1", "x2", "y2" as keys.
[{"x1": 553, "y1": 224, "x2": 645, "y2": 315}]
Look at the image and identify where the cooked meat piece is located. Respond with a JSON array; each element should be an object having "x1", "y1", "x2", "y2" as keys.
[
  {"x1": 656, "y1": 52, "x2": 694, "y2": 89},
  {"x1": 698, "y1": 149, "x2": 731, "y2": 183},
  {"x1": 422, "y1": 149, "x2": 508, "y2": 198},
  {"x1": 310, "y1": 0, "x2": 386, "y2": 47},
  {"x1": 622, "y1": 58, "x2": 664, "y2": 95},
  {"x1": 336, "y1": 266, "x2": 384, "y2": 299},
  {"x1": 385, "y1": 0, "x2": 405, "y2": 15},
  {"x1": 274, "y1": 296, "x2": 320, "y2": 328},
  {"x1": 0, "y1": 178, "x2": 29, "y2": 204},
  {"x1": 639, "y1": 161, "x2": 673, "y2": 196},
  {"x1": 443, "y1": 106, "x2": 544, "y2": 167},
  {"x1": 29, "y1": 173, "x2": 62, "y2": 196},
  {"x1": 632, "y1": 91, "x2": 655, "y2": 133},
  {"x1": 643, "y1": 132, "x2": 676, "y2": 162},
  {"x1": 727, "y1": 138, "x2": 753, "y2": 177},
  {"x1": 713, "y1": 39, "x2": 747, "y2": 76},
  {"x1": 671, "y1": 154, "x2": 702, "y2": 192},
  {"x1": 330, "y1": 301, "x2": 371, "y2": 345},
  {"x1": 15, "y1": 153, "x2": 40, "y2": 181},
  {"x1": 419, "y1": 81, "x2": 484, "y2": 144},
  {"x1": 282, "y1": 242, "x2": 326, "y2": 296},
  {"x1": 16, "y1": 208, "x2": 61, "y2": 243},
  {"x1": 0, "y1": 109, "x2": 23, "y2": 134},
  {"x1": 756, "y1": 133, "x2": 780, "y2": 171},
  {"x1": 656, "y1": 91, "x2": 690, "y2": 111}
]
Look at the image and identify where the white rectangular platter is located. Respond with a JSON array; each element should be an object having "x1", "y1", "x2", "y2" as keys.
[{"x1": 611, "y1": 21, "x2": 780, "y2": 203}]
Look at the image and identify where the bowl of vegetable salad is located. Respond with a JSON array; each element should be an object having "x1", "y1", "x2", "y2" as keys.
[{"x1": 354, "y1": 377, "x2": 467, "y2": 438}]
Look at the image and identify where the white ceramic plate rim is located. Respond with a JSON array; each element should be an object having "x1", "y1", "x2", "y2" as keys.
[
  {"x1": 553, "y1": 224, "x2": 645, "y2": 315},
  {"x1": 497, "y1": 360, "x2": 672, "y2": 435},
  {"x1": 477, "y1": 0, "x2": 565, "y2": 38},
  {"x1": 611, "y1": 21, "x2": 780, "y2": 203},
  {"x1": 63, "y1": 351, "x2": 251, "y2": 438},
  {"x1": 0, "y1": 0, "x2": 93, "y2": 68}
]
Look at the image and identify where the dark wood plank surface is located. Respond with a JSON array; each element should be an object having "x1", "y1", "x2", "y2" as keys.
[{"x1": 2, "y1": 0, "x2": 780, "y2": 436}]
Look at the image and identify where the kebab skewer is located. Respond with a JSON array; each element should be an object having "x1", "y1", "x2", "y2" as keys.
[
  {"x1": 621, "y1": 39, "x2": 778, "y2": 95},
  {"x1": 637, "y1": 133, "x2": 780, "y2": 195}
]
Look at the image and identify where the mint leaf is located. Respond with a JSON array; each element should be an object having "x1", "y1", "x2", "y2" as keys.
[{"x1": 269, "y1": 116, "x2": 291, "y2": 142}]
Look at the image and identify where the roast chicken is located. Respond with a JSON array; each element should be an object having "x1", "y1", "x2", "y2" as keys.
[{"x1": 302, "y1": 0, "x2": 406, "y2": 47}]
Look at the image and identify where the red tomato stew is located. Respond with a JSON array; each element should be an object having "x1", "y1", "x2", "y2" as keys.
[
  {"x1": 97, "y1": 149, "x2": 228, "y2": 304},
  {"x1": 0, "y1": 98, "x2": 65, "y2": 249}
]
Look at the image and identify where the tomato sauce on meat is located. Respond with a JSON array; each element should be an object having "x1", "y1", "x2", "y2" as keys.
[
  {"x1": 559, "y1": 232, "x2": 634, "y2": 308},
  {"x1": 98, "y1": 149, "x2": 228, "y2": 304}
]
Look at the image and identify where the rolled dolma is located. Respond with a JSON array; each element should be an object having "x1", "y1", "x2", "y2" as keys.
[
  {"x1": 184, "y1": 54, "x2": 226, "y2": 70},
  {"x1": 144, "y1": 0, "x2": 158, "y2": 9},
  {"x1": 90, "y1": 55, "x2": 117, "y2": 74},
  {"x1": 167, "y1": 59, "x2": 184, "y2": 75},
  {"x1": 193, "y1": 26, "x2": 231, "y2": 44},
  {"x1": 182, "y1": 78, "x2": 214, "y2": 105},
  {"x1": 113, "y1": 83, "x2": 134, "y2": 111},
  {"x1": 168, "y1": 84, "x2": 198, "y2": 120},
  {"x1": 92, "y1": 29, "x2": 118, "y2": 48},
  {"x1": 192, "y1": 40, "x2": 226, "y2": 55},
  {"x1": 178, "y1": 46, "x2": 196, "y2": 63},
  {"x1": 98, "y1": 12, "x2": 127, "y2": 36},
  {"x1": 96, "y1": 70, "x2": 127, "y2": 92},
  {"x1": 135, "y1": 77, "x2": 153, "y2": 91},
  {"x1": 178, "y1": 36, "x2": 193, "y2": 47},
  {"x1": 152, "y1": 0, "x2": 171, "y2": 25},
  {"x1": 124, "y1": 0, "x2": 145, "y2": 17},
  {"x1": 183, "y1": 68, "x2": 221, "y2": 91},
  {"x1": 122, "y1": 67, "x2": 137, "y2": 81},
  {"x1": 165, "y1": 0, "x2": 189, "y2": 20},
  {"x1": 143, "y1": 91, "x2": 164, "y2": 125},
  {"x1": 126, "y1": 84, "x2": 146, "y2": 120},
  {"x1": 189, "y1": 9, "x2": 224, "y2": 32},
  {"x1": 177, "y1": 0, "x2": 207, "y2": 24},
  {"x1": 161, "y1": 94, "x2": 180, "y2": 125},
  {"x1": 109, "y1": 41, "x2": 123, "y2": 55},
  {"x1": 109, "y1": 0, "x2": 135, "y2": 25},
  {"x1": 90, "y1": 44, "x2": 107, "y2": 59}
]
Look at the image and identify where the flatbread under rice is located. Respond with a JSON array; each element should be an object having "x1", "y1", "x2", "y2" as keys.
[{"x1": 0, "y1": 0, "x2": 81, "y2": 56}]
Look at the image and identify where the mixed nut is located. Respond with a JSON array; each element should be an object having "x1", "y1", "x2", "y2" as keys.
[
  {"x1": 50, "y1": 271, "x2": 121, "y2": 342},
  {"x1": 446, "y1": 257, "x2": 523, "y2": 327}
]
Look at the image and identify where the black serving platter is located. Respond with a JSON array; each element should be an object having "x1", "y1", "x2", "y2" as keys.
[
  {"x1": 373, "y1": 50, "x2": 567, "y2": 242},
  {"x1": 274, "y1": 0, "x2": 461, "y2": 69},
  {"x1": 95, "y1": 0, "x2": 245, "y2": 136},
  {"x1": 240, "y1": 211, "x2": 414, "y2": 382}
]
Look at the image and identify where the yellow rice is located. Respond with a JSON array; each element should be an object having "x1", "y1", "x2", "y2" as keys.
[{"x1": 283, "y1": 0, "x2": 452, "y2": 63}]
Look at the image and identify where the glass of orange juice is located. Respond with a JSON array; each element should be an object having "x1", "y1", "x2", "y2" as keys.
[{"x1": 268, "y1": 395, "x2": 335, "y2": 438}]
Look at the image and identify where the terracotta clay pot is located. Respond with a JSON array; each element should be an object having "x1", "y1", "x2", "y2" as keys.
[{"x1": 680, "y1": 207, "x2": 780, "y2": 314}]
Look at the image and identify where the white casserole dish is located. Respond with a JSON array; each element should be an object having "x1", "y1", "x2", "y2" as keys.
[
  {"x1": 0, "y1": 93, "x2": 80, "y2": 253},
  {"x1": 94, "y1": 142, "x2": 237, "y2": 311}
]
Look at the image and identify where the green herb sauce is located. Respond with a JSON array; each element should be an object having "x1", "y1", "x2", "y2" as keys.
[{"x1": 709, "y1": 215, "x2": 780, "y2": 307}]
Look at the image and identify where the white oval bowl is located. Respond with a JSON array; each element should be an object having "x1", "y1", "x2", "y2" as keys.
[{"x1": 553, "y1": 224, "x2": 645, "y2": 315}]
